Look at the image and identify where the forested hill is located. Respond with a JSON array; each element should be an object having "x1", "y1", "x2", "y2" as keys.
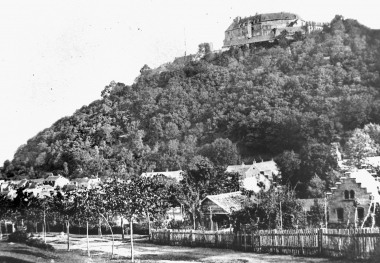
[{"x1": 2, "y1": 16, "x2": 380, "y2": 185}]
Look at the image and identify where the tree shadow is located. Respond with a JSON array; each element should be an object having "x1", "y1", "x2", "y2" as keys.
[
  {"x1": 0, "y1": 256, "x2": 33, "y2": 263},
  {"x1": 2, "y1": 249, "x2": 49, "y2": 259}
]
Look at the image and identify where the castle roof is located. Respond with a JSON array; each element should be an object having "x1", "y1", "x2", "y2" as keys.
[{"x1": 228, "y1": 12, "x2": 301, "y2": 31}]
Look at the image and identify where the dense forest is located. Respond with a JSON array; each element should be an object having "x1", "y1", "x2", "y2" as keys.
[{"x1": 2, "y1": 15, "x2": 380, "y2": 197}]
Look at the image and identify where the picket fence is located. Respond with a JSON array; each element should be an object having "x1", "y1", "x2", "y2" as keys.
[{"x1": 151, "y1": 228, "x2": 380, "y2": 259}]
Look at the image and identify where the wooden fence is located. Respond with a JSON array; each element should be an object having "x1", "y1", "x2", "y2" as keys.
[{"x1": 152, "y1": 228, "x2": 380, "y2": 260}]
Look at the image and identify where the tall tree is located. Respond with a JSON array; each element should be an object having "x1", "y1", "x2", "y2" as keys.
[{"x1": 345, "y1": 128, "x2": 378, "y2": 167}]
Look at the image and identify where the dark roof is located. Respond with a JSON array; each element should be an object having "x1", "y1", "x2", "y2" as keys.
[{"x1": 202, "y1": 192, "x2": 248, "y2": 214}]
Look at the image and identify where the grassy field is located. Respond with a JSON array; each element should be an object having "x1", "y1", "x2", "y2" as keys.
[{"x1": 0, "y1": 233, "x2": 348, "y2": 263}]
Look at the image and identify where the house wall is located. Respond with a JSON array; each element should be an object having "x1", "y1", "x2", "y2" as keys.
[{"x1": 328, "y1": 178, "x2": 372, "y2": 225}]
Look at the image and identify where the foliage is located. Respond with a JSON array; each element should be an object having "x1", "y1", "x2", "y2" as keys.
[
  {"x1": 344, "y1": 128, "x2": 378, "y2": 167},
  {"x1": 231, "y1": 186, "x2": 306, "y2": 230},
  {"x1": 8, "y1": 230, "x2": 28, "y2": 243},
  {"x1": 25, "y1": 238, "x2": 55, "y2": 251},
  {"x1": 306, "y1": 175, "x2": 326, "y2": 198},
  {"x1": 177, "y1": 159, "x2": 240, "y2": 229}
]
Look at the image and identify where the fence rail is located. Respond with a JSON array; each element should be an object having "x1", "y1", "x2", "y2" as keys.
[{"x1": 152, "y1": 228, "x2": 380, "y2": 260}]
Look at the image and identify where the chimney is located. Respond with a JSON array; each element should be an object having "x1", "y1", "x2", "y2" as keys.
[
  {"x1": 253, "y1": 159, "x2": 256, "y2": 164},
  {"x1": 152, "y1": 170, "x2": 154, "y2": 173},
  {"x1": 166, "y1": 168, "x2": 169, "y2": 172},
  {"x1": 242, "y1": 162, "x2": 245, "y2": 167}
]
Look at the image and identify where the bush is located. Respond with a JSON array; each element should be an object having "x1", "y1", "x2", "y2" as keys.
[
  {"x1": 8, "y1": 230, "x2": 55, "y2": 251},
  {"x1": 8, "y1": 230, "x2": 28, "y2": 243},
  {"x1": 26, "y1": 238, "x2": 55, "y2": 252}
]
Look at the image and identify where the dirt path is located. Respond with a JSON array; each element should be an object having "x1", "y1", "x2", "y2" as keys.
[{"x1": 44, "y1": 233, "x2": 346, "y2": 263}]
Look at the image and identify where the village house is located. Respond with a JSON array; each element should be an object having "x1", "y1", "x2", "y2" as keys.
[
  {"x1": 29, "y1": 178, "x2": 45, "y2": 185},
  {"x1": 0, "y1": 181, "x2": 12, "y2": 195},
  {"x1": 226, "y1": 160, "x2": 278, "y2": 193},
  {"x1": 72, "y1": 177, "x2": 101, "y2": 189},
  {"x1": 328, "y1": 169, "x2": 380, "y2": 227},
  {"x1": 141, "y1": 170, "x2": 183, "y2": 182},
  {"x1": 43, "y1": 174, "x2": 70, "y2": 189},
  {"x1": 200, "y1": 192, "x2": 249, "y2": 230}
]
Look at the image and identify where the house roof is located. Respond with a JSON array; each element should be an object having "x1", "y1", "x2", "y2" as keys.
[
  {"x1": 141, "y1": 170, "x2": 183, "y2": 181},
  {"x1": 44, "y1": 175, "x2": 67, "y2": 181},
  {"x1": 349, "y1": 169, "x2": 380, "y2": 202},
  {"x1": 226, "y1": 164, "x2": 252, "y2": 176},
  {"x1": 253, "y1": 160, "x2": 279, "y2": 175},
  {"x1": 73, "y1": 177, "x2": 90, "y2": 184},
  {"x1": 365, "y1": 156, "x2": 380, "y2": 167},
  {"x1": 30, "y1": 178, "x2": 44, "y2": 184},
  {"x1": 202, "y1": 192, "x2": 247, "y2": 214}
]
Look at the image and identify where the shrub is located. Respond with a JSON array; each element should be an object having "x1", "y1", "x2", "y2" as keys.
[
  {"x1": 26, "y1": 238, "x2": 55, "y2": 252},
  {"x1": 8, "y1": 230, "x2": 28, "y2": 243}
]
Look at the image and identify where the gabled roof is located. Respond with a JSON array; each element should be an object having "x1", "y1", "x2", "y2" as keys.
[
  {"x1": 73, "y1": 177, "x2": 90, "y2": 184},
  {"x1": 202, "y1": 192, "x2": 247, "y2": 214},
  {"x1": 349, "y1": 169, "x2": 380, "y2": 203},
  {"x1": 30, "y1": 178, "x2": 44, "y2": 184},
  {"x1": 253, "y1": 160, "x2": 279, "y2": 175},
  {"x1": 44, "y1": 174, "x2": 68, "y2": 181},
  {"x1": 365, "y1": 156, "x2": 380, "y2": 167}
]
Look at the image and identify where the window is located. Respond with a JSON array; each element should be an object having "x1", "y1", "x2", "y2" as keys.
[
  {"x1": 357, "y1": 207, "x2": 364, "y2": 219},
  {"x1": 350, "y1": 190, "x2": 355, "y2": 199},
  {"x1": 344, "y1": 190, "x2": 349, "y2": 199},
  {"x1": 337, "y1": 208, "x2": 344, "y2": 221}
]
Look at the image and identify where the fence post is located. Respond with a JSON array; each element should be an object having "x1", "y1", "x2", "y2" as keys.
[
  {"x1": 318, "y1": 228, "x2": 323, "y2": 256},
  {"x1": 190, "y1": 229, "x2": 193, "y2": 247},
  {"x1": 244, "y1": 228, "x2": 246, "y2": 251},
  {"x1": 215, "y1": 231, "x2": 218, "y2": 247}
]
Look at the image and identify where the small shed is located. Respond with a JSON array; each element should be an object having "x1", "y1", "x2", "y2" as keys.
[{"x1": 200, "y1": 192, "x2": 249, "y2": 230}]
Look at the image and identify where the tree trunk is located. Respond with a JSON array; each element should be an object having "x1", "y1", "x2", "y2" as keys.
[
  {"x1": 192, "y1": 206, "x2": 196, "y2": 230},
  {"x1": 43, "y1": 210, "x2": 46, "y2": 243},
  {"x1": 98, "y1": 218, "x2": 102, "y2": 237},
  {"x1": 35, "y1": 222, "x2": 38, "y2": 234},
  {"x1": 361, "y1": 199, "x2": 374, "y2": 228},
  {"x1": 99, "y1": 213, "x2": 114, "y2": 258},
  {"x1": 66, "y1": 221, "x2": 70, "y2": 251},
  {"x1": 146, "y1": 210, "x2": 151, "y2": 240},
  {"x1": 0, "y1": 220, "x2": 2, "y2": 240},
  {"x1": 87, "y1": 221, "x2": 90, "y2": 257},
  {"x1": 130, "y1": 220, "x2": 134, "y2": 262},
  {"x1": 121, "y1": 217, "x2": 124, "y2": 240}
]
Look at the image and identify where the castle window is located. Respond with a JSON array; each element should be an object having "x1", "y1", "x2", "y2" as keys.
[
  {"x1": 357, "y1": 207, "x2": 364, "y2": 219},
  {"x1": 344, "y1": 190, "x2": 349, "y2": 199},
  {"x1": 337, "y1": 208, "x2": 344, "y2": 221},
  {"x1": 350, "y1": 190, "x2": 355, "y2": 199}
]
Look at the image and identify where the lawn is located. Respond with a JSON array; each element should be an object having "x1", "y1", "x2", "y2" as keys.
[{"x1": 0, "y1": 233, "x2": 348, "y2": 263}]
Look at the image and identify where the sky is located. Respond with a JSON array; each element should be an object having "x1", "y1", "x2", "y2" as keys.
[{"x1": 0, "y1": 0, "x2": 379, "y2": 164}]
